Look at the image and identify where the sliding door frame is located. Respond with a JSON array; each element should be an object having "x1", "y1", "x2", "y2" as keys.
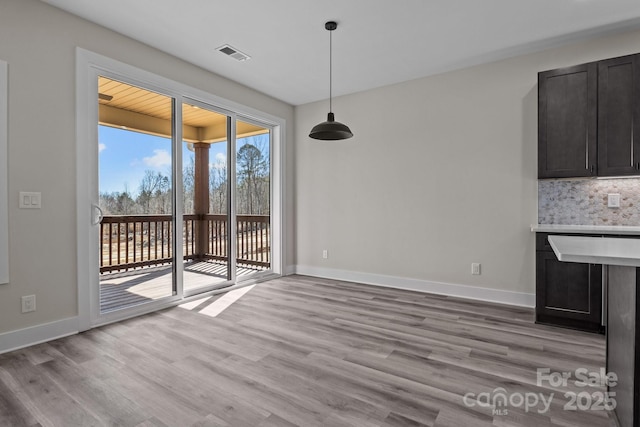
[
  {"x1": 233, "y1": 114, "x2": 278, "y2": 285},
  {"x1": 76, "y1": 48, "x2": 285, "y2": 331},
  {"x1": 181, "y1": 98, "x2": 237, "y2": 297}
]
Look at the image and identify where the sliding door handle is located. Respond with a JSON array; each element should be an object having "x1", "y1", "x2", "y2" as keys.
[{"x1": 91, "y1": 204, "x2": 104, "y2": 226}]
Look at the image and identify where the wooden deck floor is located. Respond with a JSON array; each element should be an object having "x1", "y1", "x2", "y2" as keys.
[
  {"x1": 100, "y1": 260, "x2": 264, "y2": 313},
  {"x1": 0, "y1": 275, "x2": 614, "y2": 426}
]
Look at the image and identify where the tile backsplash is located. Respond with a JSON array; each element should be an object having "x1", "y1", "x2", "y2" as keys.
[{"x1": 538, "y1": 178, "x2": 640, "y2": 225}]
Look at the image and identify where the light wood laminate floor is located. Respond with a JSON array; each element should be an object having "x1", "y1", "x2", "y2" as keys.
[{"x1": 0, "y1": 275, "x2": 614, "y2": 426}]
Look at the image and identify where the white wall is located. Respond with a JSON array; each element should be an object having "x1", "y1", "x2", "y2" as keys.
[
  {"x1": 294, "y1": 28, "x2": 640, "y2": 301},
  {"x1": 0, "y1": 0, "x2": 294, "y2": 335}
]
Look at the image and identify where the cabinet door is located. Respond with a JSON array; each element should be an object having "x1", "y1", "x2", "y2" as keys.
[
  {"x1": 538, "y1": 63, "x2": 597, "y2": 178},
  {"x1": 536, "y1": 251, "x2": 602, "y2": 331},
  {"x1": 598, "y1": 54, "x2": 640, "y2": 176}
]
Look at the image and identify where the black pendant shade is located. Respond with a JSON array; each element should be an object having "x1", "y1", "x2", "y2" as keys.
[
  {"x1": 309, "y1": 21, "x2": 353, "y2": 140},
  {"x1": 309, "y1": 112, "x2": 353, "y2": 140}
]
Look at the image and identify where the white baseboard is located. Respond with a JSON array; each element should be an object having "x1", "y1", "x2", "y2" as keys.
[
  {"x1": 0, "y1": 317, "x2": 78, "y2": 355},
  {"x1": 283, "y1": 265, "x2": 296, "y2": 276},
  {"x1": 294, "y1": 265, "x2": 535, "y2": 308}
]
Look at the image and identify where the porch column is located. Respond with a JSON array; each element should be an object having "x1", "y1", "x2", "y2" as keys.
[{"x1": 193, "y1": 142, "x2": 210, "y2": 260}]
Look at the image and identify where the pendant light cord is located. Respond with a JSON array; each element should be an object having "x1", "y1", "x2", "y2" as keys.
[{"x1": 329, "y1": 28, "x2": 333, "y2": 113}]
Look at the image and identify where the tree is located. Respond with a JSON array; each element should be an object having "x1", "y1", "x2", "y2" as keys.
[
  {"x1": 99, "y1": 186, "x2": 136, "y2": 215},
  {"x1": 183, "y1": 156, "x2": 195, "y2": 215},
  {"x1": 237, "y1": 143, "x2": 267, "y2": 214},
  {"x1": 138, "y1": 170, "x2": 170, "y2": 214},
  {"x1": 115, "y1": 190, "x2": 136, "y2": 214},
  {"x1": 210, "y1": 156, "x2": 227, "y2": 214}
]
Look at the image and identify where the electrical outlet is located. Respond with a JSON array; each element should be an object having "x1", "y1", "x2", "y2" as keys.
[
  {"x1": 608, "y1": 193, "x2": 621, "y2": 208},
  {"x1": 322, "y1": 249, "x2": 328, "y2": 259},
  {"x1": 471, "y1": 263, "x2": 481, "y2": 275},
  {"x1": 21, "y1": 295, "x2": 36, "y2": 313}
]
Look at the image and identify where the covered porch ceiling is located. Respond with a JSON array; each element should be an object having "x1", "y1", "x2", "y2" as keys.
[{"x1": 98, "y1": 77, "x2": 267, "y2": 143}]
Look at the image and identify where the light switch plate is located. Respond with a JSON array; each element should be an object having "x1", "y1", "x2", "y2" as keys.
[
  {"x1": 607, "y1": 193, "x2": 621, "y2": 208},
  {"x1": 471, "y1": 263, "x2": 481, "y2": 275},
  {"x1": 19, "y1": 192, "x2": 41, "y2": 209},
  {"x1": 21, "y1": 295, "x2": 36, "y2": 313}
]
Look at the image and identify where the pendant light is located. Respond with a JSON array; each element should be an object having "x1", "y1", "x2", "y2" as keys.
[{"x1": 309, "y1": 21, "x2": 354, "y2": 140}]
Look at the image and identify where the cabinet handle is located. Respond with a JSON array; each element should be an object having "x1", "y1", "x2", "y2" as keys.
[
  {"x1": 590, "y1": 165, "x2": 594, "y2": 174},
  {"x1": 636, "y1": 162, "x2": 639, "y2": 170}
]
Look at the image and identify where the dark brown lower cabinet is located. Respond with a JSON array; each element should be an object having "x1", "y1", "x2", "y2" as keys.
[{"x1": 536, "y1": 233, "x2": 604, "y2": 333}]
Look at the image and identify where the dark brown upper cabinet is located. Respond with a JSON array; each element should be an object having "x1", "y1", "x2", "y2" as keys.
[
  {"x1": 597, "y1": 54, "x2": 640, "y2": 176},
  {"x1": 538, "y1": 63, "x2": 598, "y2": 178}
]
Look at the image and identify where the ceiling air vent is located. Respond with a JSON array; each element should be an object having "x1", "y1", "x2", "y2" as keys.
[{"x1": 216, "y1": 44, "x2": 251, "y2": 62}]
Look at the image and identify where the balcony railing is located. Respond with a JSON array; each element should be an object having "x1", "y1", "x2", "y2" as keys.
[{"x1": 100, "y1": 214, "x2": 270, "y2": 273}]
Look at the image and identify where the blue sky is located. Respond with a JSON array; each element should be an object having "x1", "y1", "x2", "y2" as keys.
[{"x1": 98, "y1": 125, "x2": 268, "y2": 195}]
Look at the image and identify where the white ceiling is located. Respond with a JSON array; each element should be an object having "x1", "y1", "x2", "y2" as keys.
[{"x1": 41, "y1": 0, "x2": 640, "y2": 106}]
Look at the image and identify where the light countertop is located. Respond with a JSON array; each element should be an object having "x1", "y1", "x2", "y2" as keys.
[
  {"x1": 548, "y1": 235, "x2": 640, "y2": 267},
  {"x1": 532, "y1": 224, "x2": 640, "y2": 235}
]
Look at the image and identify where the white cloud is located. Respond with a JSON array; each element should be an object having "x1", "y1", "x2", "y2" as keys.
[
  {"x1": 143, "y1": 149, "x2": 171, "y2": 169},
  {"x1": 210, "y1": 153, "x2": 227, "y2": 170},
  {"x1": 98, "y1": 143, "x2": 107, "y2": 153}
]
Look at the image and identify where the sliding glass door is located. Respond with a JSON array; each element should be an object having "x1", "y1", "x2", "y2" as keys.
[
  {"x1": 97, "y1": 76, "x2": 177, "y2": 313},
  {"x1": 93, "y1": 74, "x2": 275, "y2": 319},
  {"x1": 235, "y1": 120, "x2": 272, "y2": 278},
  {"x1": 181, "y1": 101, "x2": 232, "y2": 295}
]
